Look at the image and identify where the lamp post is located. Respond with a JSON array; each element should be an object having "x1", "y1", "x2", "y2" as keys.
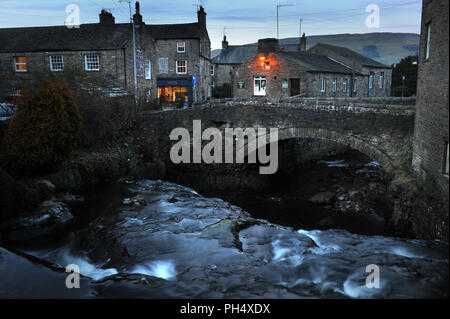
[
  {"x1": 402, "y1": 75, "x2": 406, "y2": 98},
  {"x1": 277, "y1": 4, "x2": 293, "y2": 39}
]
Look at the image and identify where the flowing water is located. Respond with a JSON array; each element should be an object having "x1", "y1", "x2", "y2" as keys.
[{"x1": 0, "y1": 154, "x2": 448, "y2": 299}]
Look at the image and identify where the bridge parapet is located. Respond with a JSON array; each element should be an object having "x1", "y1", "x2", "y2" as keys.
[{"x1": 202, "y1": 97, "x2": 415, "y2": 115}]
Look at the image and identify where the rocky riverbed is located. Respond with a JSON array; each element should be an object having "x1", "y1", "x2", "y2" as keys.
[{"x1": 0, "y1": 180, "x2": 448, "y2": 298}]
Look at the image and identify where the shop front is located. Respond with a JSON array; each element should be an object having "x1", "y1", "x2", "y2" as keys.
[{"x1": 157, "y1": 78, "x2": 193, "y2": 108}]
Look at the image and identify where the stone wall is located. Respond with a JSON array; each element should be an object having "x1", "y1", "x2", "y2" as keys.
[
  {"x1": 0, "y1": 49, "x2": 128, "y2": 98},
  {"x1": 412, "y1": 0, "x2": 449, "y2": 201},
  {"x1": 213, "y1": 64, "x2": 235, "y2": 87}
]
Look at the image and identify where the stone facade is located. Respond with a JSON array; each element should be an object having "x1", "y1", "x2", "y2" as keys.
[
  {"x1": 0, "y1": 4, "x2": 212, "y2": 107},
  {"x1": 231, "y1": 40, "x2": 368, "y2": 99},
  {"x1": 412, "y1": 0, "x2": 449, "y2": 198},
  {"x1": 308, "y1": 44, "x2": 392, "y2": 98}
]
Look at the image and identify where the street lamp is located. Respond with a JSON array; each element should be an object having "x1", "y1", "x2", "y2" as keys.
[{"x1": 277, "y1": 4, "x2": 293, "y2": 39}]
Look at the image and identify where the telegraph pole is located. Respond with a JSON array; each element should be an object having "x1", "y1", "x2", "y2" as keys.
[{"x1": 277, "y1": 4, "x2": 293, "y2": 39}]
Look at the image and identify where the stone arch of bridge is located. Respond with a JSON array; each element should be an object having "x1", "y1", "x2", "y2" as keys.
[{"x1": 241, "y1": 127, "x2": 396, "y2": 173}]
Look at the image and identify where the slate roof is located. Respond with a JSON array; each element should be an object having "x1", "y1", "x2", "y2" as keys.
[
  {"x1": 148, "y1": 23, "x2": 208, "y2": 40},
  {"x1": 213, "y1": 43, "x2": 301, "y2": 64},
  {"x1": 0, "y1": 22, "x2": 208, "y2": 53},
  {"x1": 0, "y1": 24, "x2": 132, "y2": 53},
  {"x1": 212, "y1": 45, "x2": 258, "y2": 64},
  {"x1": 277, "y1": 51, "x2": 359, "y2": 75},
  {"x1": 309, "y1": 43, "x2": 389, "y2": 68}
]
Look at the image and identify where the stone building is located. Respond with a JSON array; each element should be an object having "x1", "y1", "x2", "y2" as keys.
[
  {"x1": 232, "y1": 38, "x2": 369, "y2": 99},
  {"x1": 0, "y1": 3, "x2": 212, "y2": 107},
  {"x1": 412, "y1": 0, "x2": 449, "y2": 199},
  {"x1": 308, "y1": 43, "x2": 392, "y2": 98}
]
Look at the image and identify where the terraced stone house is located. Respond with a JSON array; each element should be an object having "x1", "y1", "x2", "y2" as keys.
[
  {"x1": 214, "y1": 36, "x2": 392, "y2": 99},
  {"x1": 0, "y1": 2, "x2": 212, "y2": 107}
]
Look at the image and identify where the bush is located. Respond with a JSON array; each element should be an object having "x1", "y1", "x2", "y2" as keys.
[
  {"x1": 56, "y1": 66, "x2": 137, "y2": 150},
  {"x1": 4, "y1": 78, "x2": 82, "y2": 173}
]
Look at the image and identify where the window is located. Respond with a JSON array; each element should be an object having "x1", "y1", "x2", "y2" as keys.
[
  {"x1": 254, "y1": 76, "x2": 266, "y2": 96},
  {"x1": 177, "y1": 41, "x2": 185, "y2": 53},
  {"x1": 425, "y1": 22, "x2": 431, "y2": 60},
  {"x1": 176, "y1": 60, "x2": 187, "y2": 74},
  {"x1": 14, "y1": 56, "x2": 27, "y2": 72},
  {"x1": 379, "y1": 72, "x2": 384, "y2": 89},
  {"x1": 369, "y1": 73, "x2": 374, "y2": 89},
  {"x1": 353, "y1": 79, "x2": 357, "y2": 92},
  {"x1": 265, "y1": 61, "x2": 271, "y2": 70},
  {"x1": 445, "y1": 142, "x2": 449, "y2": 176},
  {"x1": 145, "y1": 60, "x2": 151, "y2": 80},
  {"x1": 210, "y1": 64, "x2": 214, "y2": 76},
  {"x1": 159, "y1": 58, "x2": 168, "y2": 74},
  {"x1": 332, "y1": 79, "x2": 337, "y2": 92},
  {"x1": 343, "y1": 79, "x2": 347, "y2": 93},
  {"x1": 50, "y1": 55, "x2": 64, "y2": 71},
  {"x1": 321, "y1": 77, "x2": 326, "y2": 92},
  {"x1": 85, "y1": 54, "x2": 99, "y2": 71}
]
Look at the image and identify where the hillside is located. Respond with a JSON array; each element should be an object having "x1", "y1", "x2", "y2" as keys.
[{"x1": 212, "y1": 33, "x2": 420, "y2": 66}]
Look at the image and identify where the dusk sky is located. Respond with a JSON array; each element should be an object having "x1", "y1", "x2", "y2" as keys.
[{"x1": 0, "y1": 0, "x2": 422, "y2": 49}]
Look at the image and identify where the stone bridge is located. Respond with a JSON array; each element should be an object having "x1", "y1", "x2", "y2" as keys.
[{"x1": 136, "y1": 98, "x2": 416, "y2": 174}]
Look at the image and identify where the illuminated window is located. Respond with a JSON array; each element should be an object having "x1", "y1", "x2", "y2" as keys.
[
  {"x1": 369, "y1": 73, "x2": 374, "y2": 89},
  {"x1": 159, "y1": 58, "x2": 168, "y2": 74},
  {"x1": 14, "y1": 56, "x2": 27, "y2": 72},
  {"x1": 85, "y1": 54, "x2": 99, "y2": 71},
  {"x1": 176, "y1": 60, "x2": 187, "y2": 74},
  {"x1": 177, "y1": 41, "x2": 186, "y2": 53},
  {"x1": 145, "y1": 60, "x2": 151, "y2": 80},
  {"x1": 321, "y1": 77, "x2": 326, "y2": 92},
  {"x1": 332, "y1": 79, "x2": 337, "y2": 92},
  {"x1": 343, "y1": 79, "x2": 347, "y2": 93},
  {"x1": 265, "y1": 61, "x2": 271, "y2": 70},
  {"x1": 50, "y1": 55, "x2": 64, "y2": 71},
  {"x1": 353, "y1": 79, "x2": 357, "y2": 92},
  {"x1": 254, "y1": 76, "x2": 266, "y2": 96}
]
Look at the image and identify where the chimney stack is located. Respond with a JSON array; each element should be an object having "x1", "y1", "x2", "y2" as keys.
[
  {"x1": 197, "y1": 6, "x2": 206, "y2": 27},
  {"x1": 258, "y1": 38, "x2": 278, "y2": 53},
  {"x1": 133, "y1": 1, "x2": 143, "y2": 25},
  {"x1": 222, "y1": 35, "x2": 229, "y2": 49},
  {"x1": 99, "y1": 9, "x2": 115, "y2": 24},
  {"x1": 300, "y1": 33, "x2": 306, "y2": 52}
]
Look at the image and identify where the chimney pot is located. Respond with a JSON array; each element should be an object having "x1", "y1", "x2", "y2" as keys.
[
  {"x1": 222, "y1": 35, "x2": 229, "y2": 49},
  {"x1": 258, "y1": 38, "x2": 278, "y2": 53},
  {"x1": 133, "y1": 1, "x2": 144, "y2": 24},
  {"x1": 197, "y1": 6, "x2": 207, "y2": 27},
  {"x1": 99, "y1": 9, "x2": 115, "y2": 25},
  {"x1": 300, "y1": 33, "x2": 307, "y2": 52}
]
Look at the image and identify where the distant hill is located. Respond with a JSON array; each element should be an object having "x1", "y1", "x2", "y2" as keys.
[{"x1": 212, "y1": 33, "x2": 420, "y2": 66}]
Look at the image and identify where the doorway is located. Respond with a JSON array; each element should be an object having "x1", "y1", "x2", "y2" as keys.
[{"x1": 290, "y1": 79, "x2": 301, "y2": 96}]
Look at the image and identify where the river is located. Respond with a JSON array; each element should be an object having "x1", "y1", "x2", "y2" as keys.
[{"x1": 0, "y1": 152, "x2": 448, "y2": 298}]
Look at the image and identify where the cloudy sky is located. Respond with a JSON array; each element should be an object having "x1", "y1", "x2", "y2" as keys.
[{"x1": 0, "y1": 0, "x2": 422, "y2": 49}]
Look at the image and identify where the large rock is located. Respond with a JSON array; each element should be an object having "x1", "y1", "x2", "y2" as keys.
[
  {"x1": 0, "y1": 200, "x2": 73, "y2": 243},
  {"x1": 309, "y1": 191, "x2": 336, "y2": 204}
]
